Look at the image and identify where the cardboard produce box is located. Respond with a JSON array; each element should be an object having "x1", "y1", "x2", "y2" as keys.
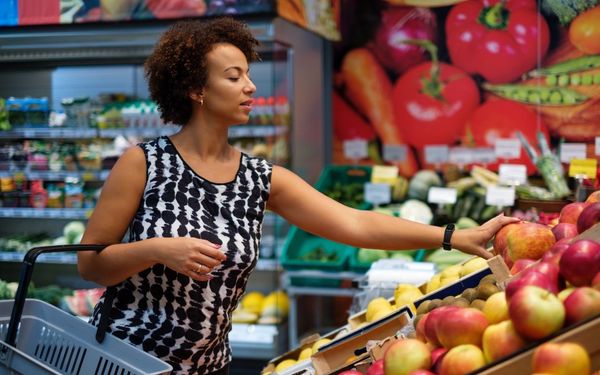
[
  {"x1": 347, "y1": 255, "x2": 510, "y2": 330},
  {"x1": 478, "y1": 314, "x2": 600, "y2": 374},
  {"x1": 311, "y1": 307, "x2": 412, "y2": 374}
]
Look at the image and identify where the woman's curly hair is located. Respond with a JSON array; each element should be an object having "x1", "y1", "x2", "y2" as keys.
[{"x1": 145, "y1": 17, "x2": 260, "y2": 126}]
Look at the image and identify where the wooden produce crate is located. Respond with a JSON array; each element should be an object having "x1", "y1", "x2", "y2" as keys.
[{"x1": 311, "y1": 307, "x2": 412, "y2": 374}]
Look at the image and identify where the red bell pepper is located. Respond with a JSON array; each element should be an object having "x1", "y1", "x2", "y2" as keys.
[{"x1": 445, "y1": 0, "x2": 550, "y2": 83}]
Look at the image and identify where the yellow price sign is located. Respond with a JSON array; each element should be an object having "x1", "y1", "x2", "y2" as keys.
[
  {"x1": 371, "y1": 165, "x2": 399, "y2": 185},
  {"x1": 569, "y1": 159, "x2": 597, "y2": 178}
]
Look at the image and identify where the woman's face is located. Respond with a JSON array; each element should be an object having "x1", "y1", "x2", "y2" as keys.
[{"x1": 200, "y1": 43, "x2": 256, "y2": 125}]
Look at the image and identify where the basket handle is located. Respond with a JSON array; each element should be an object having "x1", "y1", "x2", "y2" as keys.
[{"x1": 4, "y1": 244, "x2": 107, "y2": 348}]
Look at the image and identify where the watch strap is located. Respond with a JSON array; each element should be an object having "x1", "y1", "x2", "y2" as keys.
[{"x1": 442, "y1": 223, "x2": 455, "y2": 251}]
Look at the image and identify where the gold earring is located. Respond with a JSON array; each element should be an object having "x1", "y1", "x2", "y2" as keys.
[{"x1": 200, "y1": 98, "x2": 204, "y2": 106}]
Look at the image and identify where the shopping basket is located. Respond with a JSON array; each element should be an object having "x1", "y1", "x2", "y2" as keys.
[{"x1": 0, "y1": 245, "x2": 172, "y2": 375}]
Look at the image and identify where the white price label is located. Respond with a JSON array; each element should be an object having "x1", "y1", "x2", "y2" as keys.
[
  {"x1": 427, "y1": 187, "x2": 457, "y2": 204},
  {"x1": 424, "y1": 145, "x2": 449, "y2": 164},
  {"x1": 498, "y1": 164, "x2": 527, "y2": 185},
  {"x1": 473, "y1": 147, "x2": 497, "y2": 164},
  {"x1": 364, "y1": 183, "x2": 392, "y2": 206},
  {"x1": 486, "y1": 186, "x2": 516, "y2": 207},
  {"x1": 495, "y1": 139, "x2": 522, "y2": 159},
  {"x1": 449, "y1": 147, "x2": 474, "y2": 165},
  {"x1": 560, "y1": 143, "x2": 587, "y2": 163},
  {"x1": 596, "y1": 137, "x2": 600, "y2": 156},
  {"x1": 343, "y1": 139, "x2": 369, "y2": 160},
  {"x1": 383, "y1": 144, "x2": 407, "y2": 162}
]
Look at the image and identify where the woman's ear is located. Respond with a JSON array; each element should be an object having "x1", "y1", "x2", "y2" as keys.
[{"x1": 189, "y1": 91, "x2": 204, "y2": 105}]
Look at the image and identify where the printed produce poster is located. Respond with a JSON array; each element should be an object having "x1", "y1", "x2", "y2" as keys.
[{"x1": 332, "y1": 0, "x2": 600, "y2": 178}]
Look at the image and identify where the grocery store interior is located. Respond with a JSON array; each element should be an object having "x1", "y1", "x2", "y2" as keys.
[{"x1": 0, "y1": 1, "x2": 599, "y2": 375}]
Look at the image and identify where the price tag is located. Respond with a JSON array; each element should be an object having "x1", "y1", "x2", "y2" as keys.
[
  {"x1": 569, "y1": 159, "x2": 597, "y2": 178},
  {"x1": 343, "y1": 139, "x2": 368, "y2": 160},
  {"x1": 371, "y1": 165, "x2": 398, "y2": 185},
  {"x1": 424, "y1": 145, "x2": 449, "y2": 164},
  {"x1": 427, "y1": 187, "x2": 457, "y2": 204},
  {"x1": 449, "y1": 147, "x2": 474, "y2": 165},
  {"x1": 596, "y1": 137, "x2": 600, "y2": 156},
  {"x1": 495, "y1": 139, "x2": 522, "y2": 159},
  {"x1": 473, "y1": 147, "x2": 497, "y2": 164},
  {"x1": 498, "y1": 164, "x2": 527, "y2": 185},
  {"x1": 560, "y1": 143, "x2": 587, "y2": 163},
  {"x1": 82, "y1": 172, "x2": 95, "y2": 182},
  {"x1": 364, "y1": 183, "x2": 391, "y2": 206},
  {"x1": 486, "y1": 186, "x2": 516, "y2": 207},
  {"x1": 383, "y1": 144, "x2": 407, "y2": 162}
]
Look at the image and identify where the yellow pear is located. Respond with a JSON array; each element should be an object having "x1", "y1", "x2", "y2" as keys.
[
  {"x1": 275, "y1": 359, "x2": 297, "y2": 372},
  {"x1": 370, "y1": 307, "x2": 394, "y2": 322},
  {"x1": 298, "y1": 347, "x2": 312, "y2": 361},
  {"x1": 311, "y1": 338, "x2": 332, "y2": 354},
  {"x1": 426, "y1": 274, "x2": 442, "y2": 293},
  {"x1": 441, "y1": 264, "x2": 462, "y2": 278},
  {"x1": 394, "y1": 286, "x2": 424, "y2": 308},
  {"x1": 366, "y1": 297, "x2": 393, "y2": 322},
  {"x1": 460, "y1": 257, "x2": 488, "y2": 277}
]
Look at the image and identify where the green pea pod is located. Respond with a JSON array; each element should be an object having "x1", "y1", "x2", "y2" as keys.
[
  {"x1": 483, "y1": 83, "x2": 589, "y2": 106},
  {"x1": 527, "y1": 55, "x2": 600, "y2": 78}
]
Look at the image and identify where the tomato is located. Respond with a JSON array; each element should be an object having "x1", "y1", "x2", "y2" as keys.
[
  {"x1": 392, "y1": 62, "x2": 480, "y2": 149},
  {"x1": 445, "y1": 0, "x2": 550, "y2": 83},
  {"x1": 464, "y1": 99, "x2": 550, "y2": 175},
  {"x1": 569, "y1": 6, "x2": 600, "y2": 54}
]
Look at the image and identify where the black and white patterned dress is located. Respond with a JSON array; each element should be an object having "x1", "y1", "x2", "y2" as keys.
[{"x1": 90, "y1": 136, "x2": 272, "y2": 374}]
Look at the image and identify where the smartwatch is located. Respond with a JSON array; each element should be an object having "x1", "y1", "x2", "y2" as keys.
[{"x1": 442, "y1": 223, "x2": 455, "y2": 251}]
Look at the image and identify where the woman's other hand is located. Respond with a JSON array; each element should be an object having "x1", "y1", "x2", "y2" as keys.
[{"x1": 152, "y1": 237, "x2": 227, "y2": 282}]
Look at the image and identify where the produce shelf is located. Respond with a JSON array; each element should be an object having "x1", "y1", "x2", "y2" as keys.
[
  {"x1": 229, "y1": 323, "x2": 288, "y2": 360},
  {"x1": 0, "y1": 170, "x2": 110, "y2": 181},
  {"x1": 0, "y1": 208, "x2": 91, "y2": 219},
  {"x1": 0, "y1": 125, "x2": 286, "y2": 140}
]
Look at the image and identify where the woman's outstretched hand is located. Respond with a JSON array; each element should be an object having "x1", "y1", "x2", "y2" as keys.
[{"x1": 453, "y1": 214, "x2": 520, "y2": 259}]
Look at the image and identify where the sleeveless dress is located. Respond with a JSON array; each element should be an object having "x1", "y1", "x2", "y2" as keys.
[{"x1": 90, "y1": 136, "x2": 272, "y2": 374}]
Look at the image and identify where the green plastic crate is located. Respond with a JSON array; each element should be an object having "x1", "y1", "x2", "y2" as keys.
[
  {"x1": 280, "y1": 226, "x2": 355, "y2": 287},
  {"x1": 315, "y1": 165, "x2": 373, "y2": 210}
]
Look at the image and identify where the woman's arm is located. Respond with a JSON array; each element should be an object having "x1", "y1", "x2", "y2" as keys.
[
  {"x1": 267, "y1": 166, "x2": 518, "y2": 259},
  {"x1": 78, "y1": 146, "x2": 226, "y2": 286}
]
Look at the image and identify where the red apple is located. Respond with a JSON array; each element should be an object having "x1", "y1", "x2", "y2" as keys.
[
  {"x1": 563, "y1": 287, "x2": 600, "y2": 324},
  {"x1": 438, "y1": 344, "x2": 485, "y2": 375},
  {"x1": 532, "y1": 342, "x2": 591, "y2": 375},
  {"x1": 559, "y1": 202, "x2": 587, "y2": 224},
  {"x1": 505, "y1": 270, "x2": 558, "y2": 300},
  {"x1": 559, "y1": 239, "x2": 600, "y2": 287},
  {"x1": 593, "y1": 272, "x2": 600, "y2": 291},
  {"x1": 408, "y1": 371, "x2": 435, "y2": 375},
  {"x1": 506, "y1": 222, "x2": 555, "y2": 262},
  {"x1": 527, "y1": 261, "x2": 564, "y2": 290},
  {"x1": 586, "y1": 190, "x2": 600, "y2": 204},
  {"x1": 508, "y1": 286, "x2": 565, "y2": 340},
  {"x1": 436, "y1": 307, "x2": 489, "y2": 349},
  {"x1": 493, "y1": 223, "x2": 518, "y2": 256},
  {"x1": 577, "y1": 202, "x2": 600, "y2": 234},
  {"x1": 366, "y1": 359, "x2": 384, "y2": 375},
  {"x1": 510, "y1": 259, "x2": 536, "y2": 275},
  {"x1": 542, "y1": 240, "x2": 571, "y2": 265},
  {"x1": 384, "y1": 338, "x2": 431, "y2": 375},
  {"x1": 424, "y1": 306, "x2": 458, "y2": 347},
  {"x1": 558, "y1": 287, "x2": 575, "y2": 302},
  {"x1": 430, "y1": 347, "x2": 447, "y2": 373},
  {"x1": 482, "y1": 320, "x2": 527, "y2": 363},
  {"x1": 551, "y1": 223, "x2": 579, "y2": 241},
  {"x1": 415, "y1": 313, "x2": 428, "y2": 342},
  {"x1": 338, "y1": 371, "x2": 363, "y2": 375}
]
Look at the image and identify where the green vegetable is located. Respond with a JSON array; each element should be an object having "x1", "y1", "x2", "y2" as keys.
[
  {"x1": 544, "y1": 0, "x2": 600, "y2": 25},
  {"x1": 324, "y1": 182, "x2": 366, "y2": 209},
  {"x1": 483, "y1": 83, "x2": 589, "y2": 106},
  {"x1": 399, "y1": 199, "x2": 433, "y2": 224},
  {"x1": 63, "y1": 221, "x2": 86, "y2": 244},
  {"x1": 357, "y1": 248, "x2": 389, "y2": 264},
  {"x1": 408, "y1": 170, "x2": 442, "y2": 201},
  {"x1": 300, "y1": 247, "x2": 339, "y2": 262},
  {"x1": 529, "y1": 54, "x2": 600, "y2": 77}
]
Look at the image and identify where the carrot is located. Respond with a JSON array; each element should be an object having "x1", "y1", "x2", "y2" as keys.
[{"x1": 340, "y1": 48, "x2": 418, "y2": 177}]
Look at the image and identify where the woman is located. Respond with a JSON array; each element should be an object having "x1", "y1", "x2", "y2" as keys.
[{"x1": 78, "y1": 17, "x2": 517, "y2": 375}]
